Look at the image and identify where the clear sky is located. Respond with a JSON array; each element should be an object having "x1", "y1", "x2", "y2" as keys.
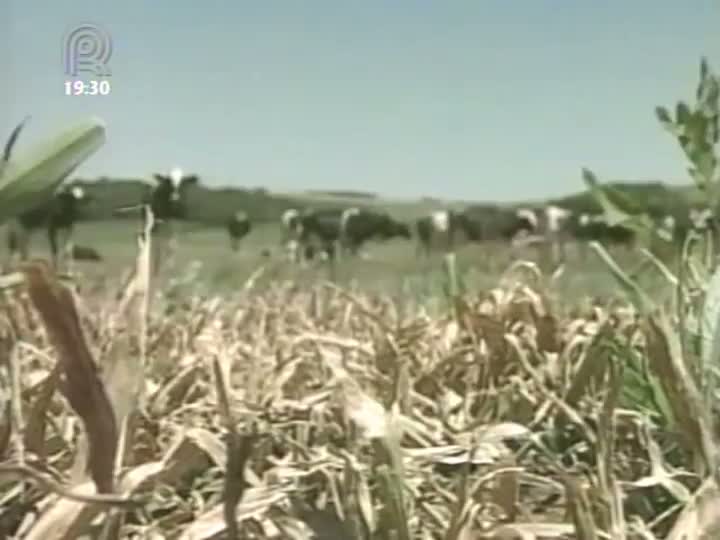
[{"x1": 3, "y1": 1, "x2": 719, "y2": 201}]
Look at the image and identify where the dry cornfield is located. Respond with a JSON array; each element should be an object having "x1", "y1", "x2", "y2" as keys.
[
  {"x1": 4, "y1": 34, "x2": 720, "y2": 540},
  {"x1": 1, "y1": 228, "x2": 719, "y2": 540}
]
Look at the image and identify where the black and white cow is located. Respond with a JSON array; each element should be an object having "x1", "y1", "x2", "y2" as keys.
[
  {"x1": 414, "y1": 205, "x2": 539, "y2": 256},
  {"x1": 665, "y1": 206, "x2": 719, "y2": 246},
  {"x1": 280, "y1": 207, "x2": 344, "y2": 262},
  {"x1": 571, "y1": 207, "x2": 718, "y2": 253},
  {"x1": 568, "y1": 212, "x2": 636, "y2": 248},
  {"x1": 689, "y1": 207, "x2": 716, "y2": 233},
  {"x1": 415, "y1": 209, "x2": 484, "y2": 256},
  {"x1": 120, "y1": 166, "x2": 198, "y2": 234},
  {"x1": 6, "y1": 185, "x2": 92, "y2": 267},
  {"x1": 340, "y1": 208, "x2": 411, "y2": 255},
  {"x1": 295, "y1": 207, "x2": 411, "y2": 261},
  {"x1": 280, "y1": 208, "x2": 308, "y2": 262},
  {"x1": 142, "y1": 167, "x2": 199, "y2": 228},
  {"x1": 71, "y1": 245, "x2": 103, "y2": 261},
  {"x1": 478, "y1": 206, "x2": 538, "y2": 243},
  {"x1": 227, "y1": 210, "x2": 252, "y2": 251},
  {"x1": 652, "y1": 213, "x2": 678, "y2": 244},
  {"x1": 113, "y1": 167, "x2": 200, "y2": 273},
  {"x1": 144, "y1": 167, "x2": 199, "y2": 265},
  {"x1": 512, "y1": 205, "x2": 573, "y2": 263}
]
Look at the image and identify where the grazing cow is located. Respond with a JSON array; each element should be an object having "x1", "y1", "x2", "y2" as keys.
[
  {"x1": 415, "y1": 209, "x2": 484, "y2": 256},
  {"x1": 689, "y1": 207, "x2": 716, "y2": 232},
  {"x1": 143, "y1": 167, "x2": 199, "y2": 267},
  {"x1": 71, "y1": 245, "x2": 103, "y2": 261},
  {"x1": 294, "y1": 207, "x2": 358, "y2": 260},
  {"x1": 294, "y1": 207, "x2": 410, "y2": 261},
  {"x1": 7, "y1": 185, "x2": 92, "y2": 267},
  {"x1": 666, "y1": 206, "x2": 720, "y2": 248},
  {"x1": 487, "y1": 207, "x2": 537, "y2": 241},
  {"x1": 654, "y1": 214, "x2": 677, "y2": 243},
  {"x1": 572, "y1": 208, "x2": 718, "y2": 254},
  {"x1": 513, "y1": 205, "x2": 573, "y2": 263},
  {"x1": 279, "y1": 207, "x2": 343, "y2": 262},
  {"x1": 142, "y1": 167, "x2": 199, "y2": 228},
  {"x1": 115, "y1": 167, "x2": 199, "y2": 272},
  {"x1": 569, "y1": 212, "x2": 635, "y2": 246},
  {"x1": 280, "y1": 208, "x2": 307, "y2": 262},
  {"x1": 340, "y1": 208, "x2": 411, "y2": 255},
  {"x1": 113, "y1": 167, "x2": 199, "y2": 228},
  {"x1": 226, "y1": 210, "x2": 252, "y2": 251},
  {"x1": 415, "y1": 210, "x2": 481, "y2": 255}
]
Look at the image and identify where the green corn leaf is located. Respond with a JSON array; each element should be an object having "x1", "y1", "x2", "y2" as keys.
[
  {"x1": 604, "y1": 184, "x2": 647, "y2": 216},
  {"x1": 676, "y1": 102, "x2": 692, "y2": 125},
  {"x1": 619, "y1": 347, "x2": 674, "y2": 424},
  {"x1": 655, "y1": 106, "x2": 672, "y2": 124},
  {"x1": 697, "y1": 152, "x2": 716, "y2": 184},
  {"x1": 701, "y1": 266, "x2": 720, "y2": 388},
  {"x1": 700, "y1": 82, "x2": 719, "y2": 116},
  {"x1": 589, "y1": 241, "x2": 656, "y2": 314},
  {"x1": 0, "y1": 117, "x2": 106, "y2": 225},
  {"x1": 688, "y1": 166, "x2": 708, "y2": 189},
  {"x1": 582, "y1": 169, "x2": 631, "y2": 227},
  {"x1": 656, "y1": 106, "x2": 682, "y2": 137},
  {"x1": 581, "y1": 169, "x2": 654, "y2": 238},
  {"x1": 700, "y1": 57, "x2": 709, "y2": 82}
]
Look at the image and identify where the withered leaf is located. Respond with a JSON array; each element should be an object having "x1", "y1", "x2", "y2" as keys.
[{"x1": 21, "y1": 261, "x2": 118, "y2": 493}]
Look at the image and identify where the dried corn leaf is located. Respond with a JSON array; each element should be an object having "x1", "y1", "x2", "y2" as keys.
[
  {"x1": 177, "y1": 486, "x2": 292, "y2": 540},
  {"x1": 20, "y1": 261, "x2": 117, "y2": 493},
  {"x1": 666, "y1": 477, "x2": 720, "y2": 540}
]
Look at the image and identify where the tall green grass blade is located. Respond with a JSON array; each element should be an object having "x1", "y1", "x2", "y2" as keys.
[
  {"x1": 589, "y1": 242, "x2": 656, "y2": 314},
  {"x1": 582, "y1": 169, "x2": 632, "y2": 227},
  {"x1": 582, "y1": 169, "x2": 655, "y2": 252},
  {"x1": 701, "y1": 265, "x2": 720, "y2": 402}
]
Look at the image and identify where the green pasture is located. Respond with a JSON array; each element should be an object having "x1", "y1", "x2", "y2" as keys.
[{"x1": 8, "y1": 218, "x2": 677, "y2": 312}]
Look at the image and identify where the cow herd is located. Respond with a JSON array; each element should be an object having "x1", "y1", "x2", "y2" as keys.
[
  {"x1": 2, "y1": 166, "x2": 718, "y2": 271},
  {"x1": 1, "y1": 115, "x2": 718, "y2": 271},
  {"x1": 3, "y1": 118, "x2": 719, "y2": 271},
  {"x1": 231, "y1": 201, "x2": 720, "y2": 266},
  {"x1": 3, "y1": 171, "x2": 719, "y2": 271}
]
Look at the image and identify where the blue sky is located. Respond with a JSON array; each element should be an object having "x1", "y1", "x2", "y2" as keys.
[{"x1": 4, "y1": 1, "x2": 719, "y2": 201}]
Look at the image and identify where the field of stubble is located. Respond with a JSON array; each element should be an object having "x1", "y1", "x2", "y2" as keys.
[{"x1": 2, "y1": 218, "x2": 710, "y2": 539}]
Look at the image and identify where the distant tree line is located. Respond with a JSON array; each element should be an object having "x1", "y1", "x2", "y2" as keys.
[
  {"x1": 70, "y1": 177, "x2": 701, "y2": 226},
  {"x1": 303, "y1": 189, "x2": 378, "y2": 199}
]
